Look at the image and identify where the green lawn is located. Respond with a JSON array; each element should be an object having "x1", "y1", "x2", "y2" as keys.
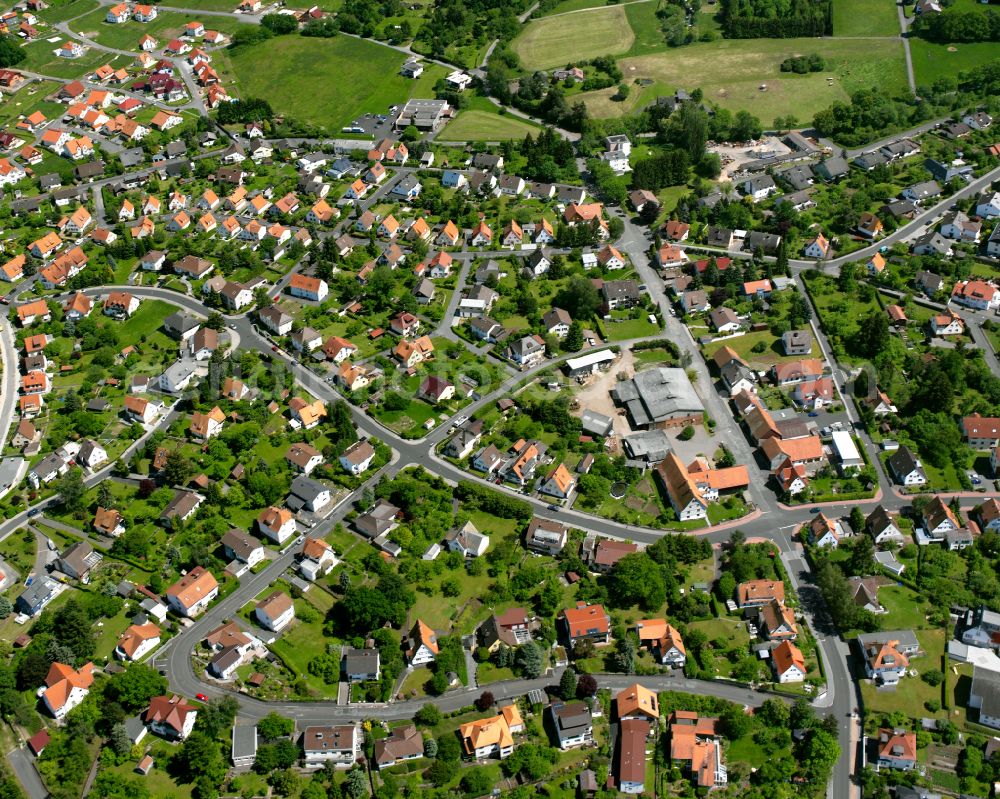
[
  {"x1": 269, "y1": 618, "x2": 339, "y2": 699},
  {"x1": 831, "y1": 0, "x2": 900, "y2": 37},
  {"x1": 442, "y1": 109, "x2": 541, "y2": 141},
  {"x1": 909, "y1": 39, "x2": 1000, "y2": 88},
  {"x1": 218, "y1": 36, "x2": 448, "y2": 134},
  {"x1": 35, "y1": 0, "x2": 99, "y2": 23},
  {"x1": 69, "y1": 7, "x2": 250, "y2": 51},
  {"x1": 538, "y1": 0, "x2": 622, "y2": 16},
  {"x1": 702, "y1": 328, "x2": 817, "y2": 368},
  {"x1": 877, "y1": 584, "x2": 930, "y2": 631},
  {"x1": 17, "y1": 40, "x2": 129, "y2": 79},
  {"x1": 512, "y1": 4, "x2": 636, "y2": 70},
  {"x1": 602, "y1": 314, "x2": 659, "y2": 341},
  {"x1": 0, "y1": 81, "x2": 62, "y2": 131},
  {"x1": 102, "y1": 740, "x2": 193, "y2": 799},
  {"x1": 117, "y1": 299, "x2": 176, "y2": 339},
  {"x1": 581, "y1": 37, "x2": 908, "y2": 126}
]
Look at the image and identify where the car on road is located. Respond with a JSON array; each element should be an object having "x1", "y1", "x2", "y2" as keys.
[
  {"x1": 810, "y1": 507, "x2": 822, "y2": 513},
  {"x1": 271, "y1": 345, "x2": 278, "y2": 352},
  {"x1": 27, "y1": 508, "x2": 39, "y2": 517},
  {"x1": 195, "y1": 693, "x2": 208, "y2": 702},
  {"x1": 808, "y1": 411, "x2": 819, "y2": 417}
]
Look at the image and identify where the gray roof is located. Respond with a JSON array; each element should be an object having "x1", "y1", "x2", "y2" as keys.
[
  {"x1": 972, "y1": 665, "x2": 1000, "y2": 718},
  {"x1": 622, "y1": 431, "x2": 670, "y2": 462},
  {"x1": 551, "y1": 702, "x2": 592, "y2": 738},
  {"x1": 580, "y1": 409, "x2": 613, "y2": 437},
  {"x1": 777, "y1": 164, "x2": 813, "y2": 191},
  {"x1": 887, "y1": 446, "x2": 920, "y2": 478},
  {"x1": 612, "y1": 367, "x2": 703, "y2": 427},
  {"x1": 17, "y1": 577, "x2": 56, "y2": 612},
  {"x1": 343, "y1": 647, "x2": 380, "y2": 675},
  {"x1": 287, "y1": 475, "x2": 328, "y2": 509},
  {"x1": 816, "y1": 157, "x2": 849, "y2": 179},
  {"x1": 856, "y1": 630, "x2": 919, "y2": 651},
  {"x1": 232, "y1": 725, "x2": 258, "y2": 759}
]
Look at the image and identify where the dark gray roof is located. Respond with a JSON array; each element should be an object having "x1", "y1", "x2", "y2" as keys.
[{"x1": 972, "y1": 665, "x2": 1000, "y2": 718}]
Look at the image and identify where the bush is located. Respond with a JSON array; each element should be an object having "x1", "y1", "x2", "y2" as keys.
[
  {"x1": 922, "y1": 668, "x2": 944, "y2": 687},
  {"x1": 261, "y1": 13, "x2": 298, "y2": 33},
  {"x1": 678, "y1": 425, "x2": 695, "y2": 441}
]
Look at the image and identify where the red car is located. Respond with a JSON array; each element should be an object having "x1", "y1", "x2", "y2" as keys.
[{"x1": 195, "y1": 693, "x2": 208, "y2": 702}]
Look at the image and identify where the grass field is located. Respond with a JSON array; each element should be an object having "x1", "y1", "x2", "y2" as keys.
[
  {"x1": 442, "y1": 109, "x2": 541, "y2": 141},
  {"x1": 36, "y1": 0, "x2": 99, "y2": 24},
  {"x1": 512, "y1": 5, "x2": 635, "y2": 70},
  {"x1": 17, "y1": 40, "x2": 129, "y2": 78},
  {"x1": 583, "y1": 37, "x2": 908, "y2": 125},
  {"x1": 910, "y1": 39, "x2": 1000, "y2": 87},
  {"x1": 832, "y1": 0, "x2": 899, "y2": 37},
  {"x1": 218, "y1": 36, "x2": 447, "y2": 133},
  {"x1": 538, "y1": 0, "x2": 626, "y2": 16},
  {"x1": 70, "y1": 7, "x2": 250, "y2": 52}
]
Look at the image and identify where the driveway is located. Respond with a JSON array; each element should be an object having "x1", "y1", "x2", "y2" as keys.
[{"x1": 6, "y1": 747, "x2": 47, "y2": 799}]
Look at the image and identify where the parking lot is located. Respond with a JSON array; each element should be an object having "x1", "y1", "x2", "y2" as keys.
[{"x1": 342, "y1": 109, "x2": 396, "y2": 139}]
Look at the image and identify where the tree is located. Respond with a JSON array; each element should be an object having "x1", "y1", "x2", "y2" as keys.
[
  {"x1": 554, "y1": 275, "x2": 601, "y2": 319},
  {"x1": 0, "y1": 597, "x2": 11, "y2": 620},
  {"x1": 922, "y1": 668, "x2": 944, "y2": 687},
  {"x1": 414, "y1": 703, "x2": 442, "y2": 726},
  {"x1": 258, "y1": 712, "x2": 294, "y2": 742},
  {"x1": 609, "y1": 553, "x2": 666, "y2": 611},
  {"x1": 576, "y1": 674, "x2": 597, "y2": 697},
  {"x1": 162, "y1": 450, "x2": 195, "y2": 487},
  {"x1": 109, "y1": 722, "x2": 132, "y2": 757},
  {"x1": 853, "y1": 309, "x2": 890, "y2": 358},
  {"x1": 56, "y1": 468, "x2": 86, "y2": 514},
  {"x1": 475, "y1": 691, "x2": 495, "y2": 711},
  {"x1": 559, "y1": 668, "x2": 578, "y2": 700},
  {"x1": 105, "y1": 664, "x2": 168, "y2": 711},
  {"x1": 0, "y1": 35, "x2": 25, "y2": 68},
  {"x1": 461, "y1": 767, "x2": 494, "y2": 796},
  {"x1": 848, "y1": 535, "x2": 876, "y2": 577},
  {"x1": 563, "y1": 321, "x2": 584, "y2": 352},
  {"x1": 345, "y1": 767, "x2": 368, "y2": 799},
  {"x1": 516, "y1": 641, "x2": 543, "y2": 678},
  {"x1": 196, "y1": 696, "x2": 239, "y2": 738},
  {"x1": 268, "y1": 769, "x2": 300, "y2": 797},
  {"x1": 176, "y1": 732, "x2": 227, "y2": 786},
  {"x1": 849, "y1": 506, "x2": 866, "y2": 535},
  {"x1": 423, "y1": 736, "x2": 437, "y2": 757},
  {"x1": 261, "y1": 12, "x2": 298, "y2": 33}
]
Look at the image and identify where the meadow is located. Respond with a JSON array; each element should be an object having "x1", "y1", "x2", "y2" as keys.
[{"x1": 217, "y1": 36, "x2": 447, "y2": 133}]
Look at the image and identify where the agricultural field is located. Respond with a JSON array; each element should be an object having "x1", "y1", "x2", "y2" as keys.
[
  {"x1": 512, "y1": 5, "x2": 636, "y2": 70},
  {"x1": 442, "y1": 109, "x2": 542, "y2": 141},
  {"x1": 217, "y1": 36, "x2": 448, "y2": 133},
  {"x1": 584, "y1": 37, "x2": 908, "y2": 125}
]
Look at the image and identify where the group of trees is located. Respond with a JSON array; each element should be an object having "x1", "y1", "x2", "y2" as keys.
[
  {"x1": 215, "y1": 98, "x2": 274, "y2": 125},
  {"x1": 722, "y1": 0, "x2": 832, "y2": 37},
  {"x1": 780, "y1": 53, "x2": 825, "y2": 73},
  {"x1": 913, "y1": 7, "x2": 1000, "y2": 42}
]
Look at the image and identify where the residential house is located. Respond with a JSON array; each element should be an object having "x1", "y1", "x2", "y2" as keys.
[{"x1": 165, "y1": 567, "x2": 219, "y2": 617}]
